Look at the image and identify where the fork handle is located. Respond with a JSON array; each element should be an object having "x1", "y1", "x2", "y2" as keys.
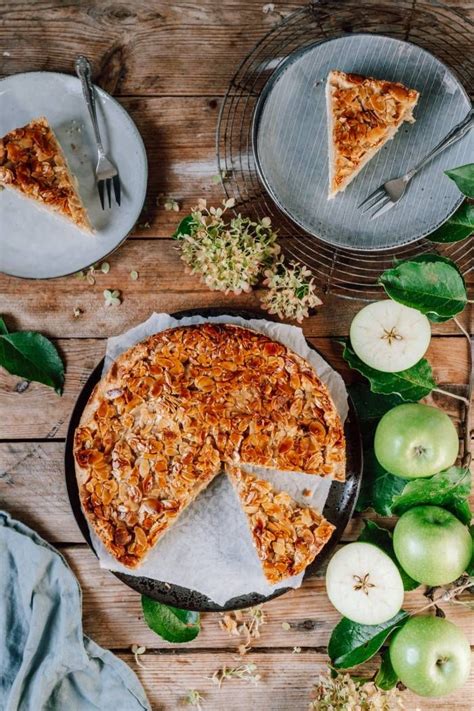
[
  {"x1": 75, "y1": 55, "x2": 105, "y2": 155},
  {"x1": 406, "y1": 108, "x2": 474, "y2": 181}
]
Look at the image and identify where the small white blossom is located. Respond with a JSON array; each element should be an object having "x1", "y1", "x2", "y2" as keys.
[{"x1": 103, "y1": 289, "x2": 121, "y2": 307}]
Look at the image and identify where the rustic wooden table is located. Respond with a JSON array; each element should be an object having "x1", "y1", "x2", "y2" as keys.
[{"x1": 0, "y1": 2, "x2": 473, "y2": 709}]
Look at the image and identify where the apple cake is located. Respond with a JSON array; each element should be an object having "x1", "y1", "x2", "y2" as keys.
[
  {"x1": 74, "y1": 323, "x2": 345, "y2": 572},
  {"x1": 227, "y1": 465, "x2": 335, "y2": 584},
  {"x1": 326, "y1": 70, "x2": 419, "y2": 198},
  {"x1": 0, "y1": 116, "x2": 92, "y2": 231}
]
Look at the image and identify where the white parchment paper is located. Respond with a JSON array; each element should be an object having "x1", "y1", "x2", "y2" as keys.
[{"x1": 88, "y1": 313, "x2": 348, "y2": 606}]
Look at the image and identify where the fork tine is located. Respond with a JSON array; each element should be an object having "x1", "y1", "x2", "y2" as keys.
[
  {"x1": 361, "y1": 191, "x2": 388, "y2": 215},
  {"x1": 106, "y1": 179, "x2": 112, "y2": 208},
  {"x1": 113, "y1": 175, "x2": 121, "y2": 206},
  {"x1": 357, "y1": 186, "x2": 385, "y2": 210},
  {"x1": 97, "y1": 180, "x2": 105, "y2": 209},
  {"x1": 370, "y1": 197, "x2": 394, "y2": 220}
]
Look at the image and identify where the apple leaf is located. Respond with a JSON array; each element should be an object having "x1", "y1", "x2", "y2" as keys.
[
  {"x1": 328, "y1": 610, "x2": 408, "y2": 669},
  {"x1": 379, "y1": 254, "x2": 467, "y2": 322},
  {"x1": 445, "y1": 163, "x2": 474, "y2": 198},
  {"x1": 342, "y1": 342, "x2": 436, "y2": 401},
  {"x1": 428, "y1": 202, "x2": 474, "y2": 243},
  {"x1": 172, "y1": 214, "x2": 195, "y2": 239},
  {"x1": 348, "y1": 383, "x2": 404, "y2": 445},
  {"x1": 467, "y1": 527, "x2": 474, "y2": 576},
  {"x1": 358, "y1": 520, "x2": 419, "y2": 591},
  {"x1": 356, "y1": 449, "x2": 406, "y2": 516},
  {"x1": 392, "y1": 467, "x2": 472, "y2": 525},
  {"x1": 141, "y1": 597, "x2": 200, "y2": 643},
  {"x1": 0, "y1": 325, "x2": 64, "y2": 394},
  {"x1": 375, "y1": 650, "x2": 399, "y2": 691}
]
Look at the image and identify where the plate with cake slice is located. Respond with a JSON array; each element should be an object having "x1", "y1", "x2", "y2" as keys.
[
  {"x1": 0, "y1": 71, "x2": 147, "y2": 278},
  {"x1": 65, "y1": 308, "x2": 362, "y2": 611},
  {"x1": 252, "y1": 34, "x2": 473, "y2": 251}
]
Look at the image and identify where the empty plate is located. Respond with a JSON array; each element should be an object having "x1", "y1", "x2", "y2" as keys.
[{"x1": 252, "y1": 34, "x2": 473, "y2": 251}]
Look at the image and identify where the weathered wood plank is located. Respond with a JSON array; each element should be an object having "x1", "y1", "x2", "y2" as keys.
[
  {"x1": 1, "y1": 239, "x2": 471, "y2": 338},
  {"x1": 0, "y1": 335, "x2": 468, "y2": 439},
  {"x1": 116, "y1": 650, "x2": 474, "y2": 711},
  {"x1": 62, "y1": 546, "x2": 474, "y2": 649}
]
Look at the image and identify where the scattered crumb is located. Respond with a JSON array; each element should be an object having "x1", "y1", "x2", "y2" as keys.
[
  {"x1": 262, "y1": 3, "x2": 275, "y2": 13},
  {"x1": 73, "y1": 307, "x2": 83, "y2": 319},
  {"x1": 292, "y1": 646, "x2": 302, "y2": 654},
  {"x1": 302, "y1": 488, "x2": 313, "y2": 498},
  {"x1": 2, "y1": 51, "x2": 11, "y2": 57},
  {"x1": 15, "y1": 380, "x2": 30, "y2": 394}
]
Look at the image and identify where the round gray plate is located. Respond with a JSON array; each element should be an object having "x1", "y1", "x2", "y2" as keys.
[
  {"x1": 0, "y1": 72, "x2": 147, "y2": 279},
  {"x1": 253, "y1": 34, "x2": 473, "y2": 251}
]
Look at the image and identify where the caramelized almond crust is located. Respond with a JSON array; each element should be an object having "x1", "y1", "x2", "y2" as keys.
[
  {"x1": 74, "y1": 324, "x2": 346, "y2": 568},
  {"x1": 227, "y1": 465, "x2": 335, "y2": 584},
  {"x1": 0, "y1": 116, "x2": 92, "y2": 231},
  {"x1": 327, "y1": 70, "x2": 419, "y2": 198}
]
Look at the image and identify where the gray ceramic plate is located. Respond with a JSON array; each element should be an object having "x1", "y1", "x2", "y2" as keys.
[
  {"x1": 253, "y1": 34, "x2": 473, "y2": 251},
  {"x1": 0, "y1": 71, "x2": 147, "y2": 278},
  {"x1": 65, "y1": 309, "x2": 363, "y2": 612}
]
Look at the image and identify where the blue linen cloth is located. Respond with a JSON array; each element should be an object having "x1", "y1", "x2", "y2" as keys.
[{"x1": 0, "y1": 511, "x2": 151, "y2": 711}]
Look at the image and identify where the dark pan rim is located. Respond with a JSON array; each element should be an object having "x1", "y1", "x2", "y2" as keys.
[{"x1": 65, "y1": 308, "x2": 363, "y2": 611}]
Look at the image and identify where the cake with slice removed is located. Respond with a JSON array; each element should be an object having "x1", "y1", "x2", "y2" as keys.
[
  {"x1": 0, "y1": 116, "x2": 92, "y2": 231},
  {"x1": 227, "y1": 465, "x2": 335, "y2": 584},
  {"x1": 326, "y1": 70, "x2": 419, "y2": 199}
]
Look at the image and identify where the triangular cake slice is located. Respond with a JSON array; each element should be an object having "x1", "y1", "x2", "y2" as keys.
[
  {"x1": 0, "y1": 116, "x2": 92, "y2": 231},
  {"x1": 227, "y1": 465, "x2": 335, "y2": 584},
  {"x1": 326, "y1": 70, "x2": 419, "y2": 198}
]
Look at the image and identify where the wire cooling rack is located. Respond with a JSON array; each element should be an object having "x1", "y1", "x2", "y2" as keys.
[{"x1": 216, "y1": 0, "x2": 473, "y2": 300}]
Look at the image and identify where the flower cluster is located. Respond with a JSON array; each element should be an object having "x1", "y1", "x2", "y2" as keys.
[
  {"x1": 261, "y1": 261, "x2": 322, "y2": 323},
  {"x1": 310, "y1": 672, "x2": 405, "y2": 711},
  {"x1": 176, "y1": 199, "x2": 280, "y2": 295},
  {"x1": 175, "y1": 200, "x2": 322, "y2": 320}
]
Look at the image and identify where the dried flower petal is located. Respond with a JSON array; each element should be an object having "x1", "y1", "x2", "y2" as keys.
[
  {"x1": 261, "y1": 260, "x2": 322, "y2": 322},
  {"x1": 131, "y1": 643, "x2": 146, "y2": 668},
  {"x1": 211, "y1": 663, "x2": 261, "y2": 687},
  {"x1": 101, "y1": 262, "x2": 110, "y2": 274},
  {"x1": 103, "y1": 289, "x2": 122, "y2": 307},
  {"x1": 310, "y1": 671, "x2": 405, "y2": 710},
  {"x1": 281, "y1": 622, "x2": 291, "y2": 631},
  {"x1": 130, "y1": 270, "x2": 139, "y2": 281},
  {"x1": 185, "y1": 689, "x2": 204, "y2": 709}
]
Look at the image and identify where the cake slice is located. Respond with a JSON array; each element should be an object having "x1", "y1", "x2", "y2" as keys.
[
  {"x1": 0, "y1": 116, "x2": 92, "y2": 231},
  {"x1": 326, "y1": 70, "x2": 419, "y2": 199},
  {"x1": 227, "y1": 465, "x2": 335, "y2": 584}
]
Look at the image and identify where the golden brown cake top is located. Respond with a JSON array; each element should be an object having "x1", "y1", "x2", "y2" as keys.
[
  {"x1": 227, "y1": 466, "x2": 335, "y2": 584},
  {"x1": 74, "y1": 323, "x2": 346, "y2": 569},
  {"x1": 0, "y1": 116, "x2": 91, "y2": 230},
  {"x1": 328, "y1": 70, "x2": 419, "y2": 194}
]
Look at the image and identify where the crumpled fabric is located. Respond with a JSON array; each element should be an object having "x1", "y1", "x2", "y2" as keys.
[{"x1": 0, "y1": 511, "x2": 151, "y2": 711}]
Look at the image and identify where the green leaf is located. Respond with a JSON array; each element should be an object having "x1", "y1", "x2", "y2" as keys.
[
  {"x1": 173, "y1": 215, "x2": 195, "y2": 239},
  {"x1": 445, "y1": 163, "x2": 474, "y2": 198},
  {"x1": 356, "y1": 449, "x2": 406, "y2": 516},
  {"x1": 375, "y1": 650, "x2": 399, "y2": 690},
  {"x1": 392, "y1": 467, "x2": 472, "y2": 525},
  {"x1": 343, "y1": 342, "x2": 435, "y2": 401},
  {"x1": 141, "y1": 597, "x2": 200, "y2": 643},
  {"x1": 429, "y1": 202, "x2": 474, "y2": 243},
  {"x1": 0, "y1": 331, "x2": 64, "y2": 394},
  {"x1": 467, "y1": 527, "x2": 474, "y2": 576},
  {"x1": 328, "y1": 610, "x2": 408, "y2": 669},
  {"x1": 0, "y1": 317, "x2": 8, "y2": 335},
  {"x1": 379, "y1": 254, "x2": 467, "y2": 322},
  {"x1": 349, "y1": 382, "x2": 405, "y2": 446},
  {"x1": 358, "y1": 521, "x2": 419, "y2": 591}
]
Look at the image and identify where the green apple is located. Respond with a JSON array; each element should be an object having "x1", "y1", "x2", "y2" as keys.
[
  {"x1": 390, "y1": 616, "x2": 471, "y2": 697},
  {"x1": 374, "y1": 403, "x2": 459, "y2": 479},
  {"x1": 393, "y1": 506, "x2": 472, "y2": 586}
]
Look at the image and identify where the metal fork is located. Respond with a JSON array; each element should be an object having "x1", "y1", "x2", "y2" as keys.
[
  {"x1": 75, "y1": 55, "x2": 121, "y2": 209},
  {"x1": 358, "y1": 109, "x2": 474, "y2": 219}
]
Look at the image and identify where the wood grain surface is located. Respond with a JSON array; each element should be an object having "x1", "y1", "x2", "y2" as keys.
[{"x1": 0, "y1": 1, "x2": 473, "y2": 710}]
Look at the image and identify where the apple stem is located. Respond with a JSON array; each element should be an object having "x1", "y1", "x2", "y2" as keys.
[{"x1": 413, "y1": 578, "x2": 474, "y2": 617}]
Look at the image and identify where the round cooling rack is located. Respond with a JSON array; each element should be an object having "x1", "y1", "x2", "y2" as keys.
[
  {"x1": 65, "y1": 308, "x2": 362, "y2": 612},
  {"x1": 216, "y1": 1, "x2": 473, "y2": 300}
]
